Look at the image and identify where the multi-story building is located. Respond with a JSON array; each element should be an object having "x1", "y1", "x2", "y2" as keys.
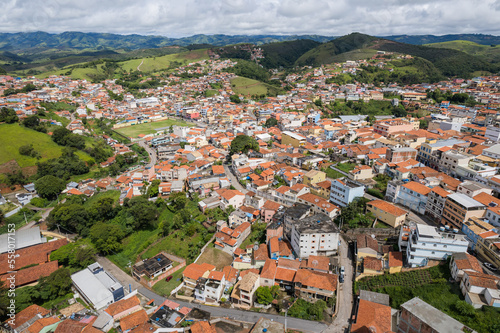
[
  {"x1": 438, "y1": 150, "x2": 472, "y2": 176},
  {"x1": 366, "y1": 200, "x2": 408, "y2": 228},
  {"x1": 194, "y1": 271, "x2": 226, "y2": 303},
  {"x1": 485, "y1": 125, "x2": 500, "y2": 142},
  {"x1": 440, "y1": 193, "x2": 486, "y2": 229},
  {"x1": 475, "y1": 235, "x2": 500, "y2": 268},
  {"x1": 373, "y1": 119, "x2": 416, "y2": 137},
  {"x1": 330, "y1": 178, "x2": 365, "y2": 207},
  {"x1": 457, "y1": 181, "x2": 493, "y2": 198},
  {"x1": 386, "y1": 147, "x2": 417, "y2": 163},
  {"x1": 405, "y1": 224, "x2": 469, "y2": 267},
  {"x1": 395, "y1": 181, "x2": 431, "y2": 215},
  {"x1": 461, "y1": 217, "x2": 497, "y2": 251},
  {"x1": 290, "y1": 213, "x2": 340, "y2": 258},
  {"x1": 281, "y1": 131, "x2": 306, "y2": 148},
  {"x1": 417, "y1": 139, "x2": 466, "y2": 169},
  {"x1": 303, "y1": 169, "x2": 326, "y2": 186},
  {"x1": 424, "y1": 186, "x2": 451, "y2": 223},
  {"x1": 283, "y1": 204, "x2": 311, "y2": 240}
]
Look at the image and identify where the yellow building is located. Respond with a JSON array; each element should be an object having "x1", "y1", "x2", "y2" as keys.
[
  {"x1": 367, "y1": 200, "x2": 408, "y2": 228},
  {"x1": 281, "y1": 131, "x2": 306, "y2": 148},
  {"x1": 475, "y1": 236, "x2": 500, "y2": 268},
  {"x1": 303, "y1": 170, "x2": 326, "y2": 187},
  {"x1": 311, "y1": 180, "x2": 331, "y2": 199}
]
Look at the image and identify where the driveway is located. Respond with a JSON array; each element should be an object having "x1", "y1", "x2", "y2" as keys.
[{"x1": 324, "y1": 237, "x2": 353, "y2": 332}]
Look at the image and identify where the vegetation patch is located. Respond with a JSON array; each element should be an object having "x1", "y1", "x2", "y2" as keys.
[{"x1": 115, "y1": 119, "x2": 194, "y2": 138}]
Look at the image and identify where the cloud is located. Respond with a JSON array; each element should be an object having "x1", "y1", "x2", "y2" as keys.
[{"x1": 0, "y1": 0, "x2": 499, "y2": 36}]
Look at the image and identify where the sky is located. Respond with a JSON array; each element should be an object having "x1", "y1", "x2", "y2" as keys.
[{"x1": 1, "y1": 0, "x2": 500, "y2": 37}]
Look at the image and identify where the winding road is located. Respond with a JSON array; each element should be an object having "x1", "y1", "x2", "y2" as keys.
[{"x1": 137, "y1": 59, "x2": 144, "y2": 71}]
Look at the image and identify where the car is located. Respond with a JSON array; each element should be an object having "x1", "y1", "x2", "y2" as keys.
[
  {"x1": 484, "y1": 263, "x2": 498, "y2": 271},
  {"x1": 340, "y1": 266, "x2": 345, "y2": 275},
  {"x1": 339, "y1": 274, "x2": 344, "y2": 283},
  {"x1": 165, "y1": 275, "x2": 173, "y2": 282}
]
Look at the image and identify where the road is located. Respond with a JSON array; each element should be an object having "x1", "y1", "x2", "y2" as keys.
[
  {"x1": 139, "y1": 288, "x2": 327, "y2": 332},
  {"x1": 19, "y1": 198, "x2": 66, "y2": 231},
  {"x1": 223, "y1": 164, "x2": 247, "y2": 193},
  {"x1": 138, "y1": 140, "x2": 157, "y2": 168},
  {"x1": 137, "y1": 59, "x2": 144, "y2": 71},
  {"x1": 95, "y1": 254, "x2": 327, "y2": 332},
  {"x1": 329, "y1": 165, "x2": 349, "y2": 177},
  {"x1": 324, "y1": 237, "x2": 353, "y2": 333}
]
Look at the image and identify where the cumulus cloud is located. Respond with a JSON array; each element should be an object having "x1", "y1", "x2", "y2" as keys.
[{"x1": 0, "y1": 0, "x2": 499, "y2": 36}]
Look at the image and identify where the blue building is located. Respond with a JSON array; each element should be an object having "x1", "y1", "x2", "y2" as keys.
[
  {"x1": 461, "y1": 217, "x2": 498, "y2": 250},
  {"x1": 329, "y1": 178, "x2": 365, "y2": 207}
]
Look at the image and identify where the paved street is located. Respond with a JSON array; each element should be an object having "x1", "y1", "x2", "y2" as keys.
[
  {"x1": 224, "y1": 164, "x2": 247, "y2": 193},
  {"x1": 324, "y1": 237, "x2": 353, "y2": 333},
  {"x1": 96, "y1": 253, "x2": 327, "y2": 332},
  {"x1": 138, "y1": 140, "x2": 157, "y2": 168}
]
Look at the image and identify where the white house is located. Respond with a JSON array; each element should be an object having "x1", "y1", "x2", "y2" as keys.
[{"x1": 290, "y1": 213, "x2": 340, "y2": 258}]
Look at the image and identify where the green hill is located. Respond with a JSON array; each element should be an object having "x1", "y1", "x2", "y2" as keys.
[
  {"x1": 0, "y1": 123, "x2": 91, "y2": 169},
  {"x1": 259, "y1": 39, "x2": 321, "y2": 68},
  {"x1": 296, "y1": 33, "x2": 498, "y2": 79},
  {"x1": 424, "y1": 40, "x2": 500, "y2": 64}
]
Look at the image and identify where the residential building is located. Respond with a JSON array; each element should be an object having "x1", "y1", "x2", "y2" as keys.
[
  {"x1": 398, "y1": 297, "x2": 477, "y2": 333},
  {"x1": 303, "y1": 169, "x2": 326, "y2": 186},
  {"x1": 373, "y1": 119, "x2": 415, "y2": 137},
  {"x1": 461, "y1": 217, "x2": 497, "y2": 250},
  {"x1": 438, "y1": 150, "x2": 472, "y2": 176},
  {"x1": 395, "y1": 181, "x2": 431, "y2": 215},
  {"x1": 367, "y1": 200, "x2": 408, "y2": 228},
  {"x1": 449, "y1": 252, "x2": 482, "y2": 282},
  {"x1": 475, "y1": 236, "x2": 500, "y2": 268},
  {"x1": 297, "y1": 193, "x2": 339, "y2": 218},
  {"x1": 183, "y1": 263, "x2": 216, "y2": 290},
  {"x1": 386, "y1": 147, "x2": 417, "y2": 163},
  {"x1": 405, "y1": 224, "x2": 469, "y2": 267},
  {"x1": 194, "y1": 271, "x2": 226, "y2": 303},
  {"x1": 460, "y1": 271, "x2": 500, "y2": 308},
  {"x1": 348, "y1": 165, "x2": 373, "y2": 181},
  {"x1": 424, "y1": 186, "x2": 451, "y2": 223},
  {"x1": 294, "y1": 268, "x2": 337, "y2": 303},
  {"x1": 290, "y1": 213, "x2": 340, "y2": 258},
  {"x1": 283, "y1": 203, "x2": 311, "y2": 240},
  {"x1": 440, "y1": 193, "x2": 486, "y2": 229},
  {"x1": 231, "y1": 271, "x2": 260, "y2": 308},
  {"x1": 329, "y1": 178, "x2": 365, "y2": 207},
  {"x1": 281, "y1": 131, "x2": 306, "y2": 148},
  {"x1": 457, "y1": 181, "x2": 493, "y2": 198},
  {"x1": 417, "y1": 139, "x2": 466, "y2": 169}
]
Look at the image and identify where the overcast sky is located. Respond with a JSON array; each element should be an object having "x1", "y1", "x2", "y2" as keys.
[{"x1": 1, "y1": 0, "x2": 500, "y2": 37}]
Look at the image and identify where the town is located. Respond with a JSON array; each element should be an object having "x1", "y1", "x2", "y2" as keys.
[{"x1": 1, "y1": 51, "x2": 500, "y2": 333}]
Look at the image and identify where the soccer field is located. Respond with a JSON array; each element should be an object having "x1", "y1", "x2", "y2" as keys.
[{"x1": 115, "y1": 119, "x2": 195, "y2": 138}]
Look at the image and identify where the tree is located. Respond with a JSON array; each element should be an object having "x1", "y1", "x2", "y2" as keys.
[
  {"x1": 308, "y1": 300, "x2": 326, "y2": 320},
  {"x1": 22, "y1": 115, "x2": 40, "y2": 129},
  {"x1": 126, "y1": 196, "x2": 159, "y2": 229},
  {"x1": 169, "y1": 192, "x2": 187, "y2": 211},
  {"x1": 38, "y1": 268, "x2": 72, "y2": 300},
  {"x1": 47, "y1": 203, "x2": 89, "y2": 235},
  {"x1": 255, "y1": 286, "x2": 274, "y2": 305},
  {"x1": 229, "y1": 134, "x2": 259, "y2": 156},
  {"x1": 230, "y1": 94, "x2": 241, "y2": 103},
  {"x1": 50, "y1": 240, "x2": 96, "y2": 269},
  {"x1": 90, "y1": 223, "x2": 124, "y2": 254},
  {"x1": 35, "y1": 175, "x2": 65, "y2": 200},
  {"x1": 264, "y1": 117, "x2": 278, "y2": 128},
  {"x1": 455, "y1": 300, "x2": 475, "y2": 316},
  {"x1": 147, "y1": 179, "x2": 161, "y2": 198},
  {"x1": 0, "y1": 107, "x2": 18, "y2": 123},
  {"x1": 19, "y1": 144, "x2": 40, "y2": 158}
]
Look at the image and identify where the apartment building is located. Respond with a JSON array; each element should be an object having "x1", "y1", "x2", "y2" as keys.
[
  {"x1": 366, "y1": 200, "x2": 408, "y2": 228},
  {"x1": 440, "y1": 193, "x2": 486, "y2": 229},
  {"x1": 438, "y1": 150, "x2": 472, "y2": 176},
  {"x1": 424, "y1": 186, "x2": 451, "y2": 223},
  {"x1": 395, "y1": 181, "x2": 431, "y2": 215},
  {"x1": 373, "y1": 119, "x2": 416, "y2": 137},
  {"x1": 290, "y1": 213, "x2": 340, "y2": 258},
  {"x1": 386, "y1": 147, "x2": 417, "y2": 163},
  {"x1": 417, "y1": 139, "x2": 466, "y2": 169},
  {"x1": 330, "y1": 178, "x2": 365, "y2": 207},
  {"x1": 281, "y1": 131, "x2": 306, "y2": 148},
  {"x1": 406, "y1": 224, "x2": 469, "y2": 267}
]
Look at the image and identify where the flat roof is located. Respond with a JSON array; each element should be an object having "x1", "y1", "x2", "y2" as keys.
[
  {"x1": 401, "y1": 297, "x2": 476, "y2": 333},
  {"x1": 282, "y1": 131, "x2": 306, "y2": 140},
  {"x1": 448, "y1": 193, "x2": 485, "y2": 209},
  {"x1": 71, "y1": 269, "x2": 113, "y2": 307}
]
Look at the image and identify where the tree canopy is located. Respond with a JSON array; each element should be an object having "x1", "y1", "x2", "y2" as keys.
[
  {"x1": 229, "y1": 134, "x2": 259, "y2": 156},
  {"x1": 0, "y1": 107, "x2": 18, "y2": 123},
  {"x1": 35, "y1": 175, "x2": 66, "y2": 200}
]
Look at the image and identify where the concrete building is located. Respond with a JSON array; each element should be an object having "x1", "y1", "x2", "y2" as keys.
[
  {"x1": 424, "y1": 187, "x2": 451, "y2": 223},
  {"x1": 290, "y1": 213, "x2": 340, "y2": 258},
  {"x1": 329, "y1": 178, "x2": 365, "y2": 207},
  {"x1": 398, "y1": 297, "x2": 477, "y2": 333},
  {"x1": 71, "y1": 263, "x2": 124, "y2": 310},
  {"x1": 441, "y1": 193, "x2": 486, "y2": 229},
  {"x1": 405, "y1": 224, "x2": 469, "y2": 267},
  {"x1": 367, "y1": 200, "x2": 408, "y2": 228},
  {"x1": 417, "y1": 139, "x2": 466, "y2": 169},
  {"x1": 386, "y1": 147, "x2": 417, "y2": 163},
  {"x1": 281, "y1": 131, "x2": 306, "y2": 148},
  {"x1": 373, "y1": 119, "x2": 416, "y2": 137},
  {"x1": 485, "y1": 125, "x2": 500, "y2": 142},
  {"x1": 283, "y1": 203, "x2": 311, "y2": 240},
  {"x1": 438, "y1": 150, "x2": 472, "y2": 176},
  {"x1": 303, "y1": 169, "x2": 326, "y2": 186},
  {"x1": 395, "y1": 181, "x2": 431, "y2": 215}
]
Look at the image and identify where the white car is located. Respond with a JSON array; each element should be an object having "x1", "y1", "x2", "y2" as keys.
[{"x1": 484, "y1": 262, "x2": 498, "y2": 271}]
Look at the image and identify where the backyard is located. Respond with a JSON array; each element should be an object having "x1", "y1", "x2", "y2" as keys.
[
  {"x1": 151, "y1": 267, "x2": 186, "y2": 296},
  {"x1": 196, "y1": 245, "x2": 233, "y2": 270},
  {"x1": 356, "y1": 263, "x2": 500, "y2": 333}
]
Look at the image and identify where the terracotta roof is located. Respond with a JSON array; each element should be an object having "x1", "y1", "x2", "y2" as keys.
[
  {"x1": 293, "y1": 269, "x2": 337, "y2": 292},
  {"x1": 25, "y1": 317, "x2": 60, "y2": 333},
  {"x1": 275, "y1": 267, "x2": 296, "y2": 282},
  {"x1": 129, "y1": 323, "x2": 157, "y2": 333},
  {"x1": 1, "y1": 260, "x2": 59, "y2": 287},
  {"x1": 301, "y1": 255, "x2": 330, "y2": 271},
  {"x1": 104, "y1": 295, "x2": 140, "y2": 316},
  {"x1": 7, "y1": 305, "x2": 49, "y2": 329},
  {"x1": 465, "y1": 271, "x2": 499, "y2": 289},
  {"x1": 388, "y1": 252, "x2": 403, "y2": 268},
  {"x1": 368, "y1": 200, "x2": 407, "y2": 217},
  {"x1": 183, "y1": 263, "x2": 215, "y2": 281},
  {"x1": 190, "y1": 321, "x2": 217, "y2": 333},
  {"x1": 222, "y1": 266, "x2": 239, "y2": 283},
  {"x1": 364, "y1": 257, "x2": 383, "y2": 271},
  {"x1": 351, "y1": 299, "x2": 392, "y2": 333},
  {"x1": 357, "y1": 235, "x2": 379, "y2": 252},
  {"x1": 402, "y1": 181, "x2": 431, "y2": 196},
  {"x1": 260, "y1": 259, "x2": 277, "y2": 280},
  {"x1": 54, "y1": 319, "x2": 87, "y2": 333},
  {"x1": 119, "y1": 309, "x2": 148, "y2": 332},
  {"x1": 453, "y1": 253, "x2": 483, "y2": 273},
  {"x1": 430, "y1": 186, "x2": 450, "y2": 198}
]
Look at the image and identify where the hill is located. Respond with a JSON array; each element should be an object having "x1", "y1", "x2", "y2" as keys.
[
  {"x1": 296, "y1": 33, "x2": 498, "y2": 79},
  {"x1": 424, "y1": 40, "x2": 500, "y2": 64},
  {"x1": 259, "y1": 39, "x2": 321, "y2": 68},
  {"x1": 383, "y1": 34, "x2": 500, "y2": 46},
  {"x1": 0, "y1": 123, "x2": 91, "y2": 171}
]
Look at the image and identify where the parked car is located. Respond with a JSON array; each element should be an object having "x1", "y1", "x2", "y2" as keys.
[
  {"x1": 484, "y1": 263, "x2": 498, "y2": 271},
  {"x1": 340, "y1": 266, "x2": 345, "y2": 275},
  {"x1": 165, "y1": 275, "x2": 173, "y2": 282},
  {"x1": 339, "y1": 274, "x2": 344, "y2": 283}
]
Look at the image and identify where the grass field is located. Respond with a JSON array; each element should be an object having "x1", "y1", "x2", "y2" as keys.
[
  {"x1": 115, "y1": 119, "x2": 194, "y2": 138},
  {"x1": 196, "y1": 246, "x2": 233, "y2": 270},
  {"x1": 0, "y1": 124, "x2": 90, "y2": 168},
  {"x1": 230, "y1": 76, "x2": 273, "y2": 96},
  {"x1": 152, "y1": 267, "x2": 186, "y2": 296}
]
